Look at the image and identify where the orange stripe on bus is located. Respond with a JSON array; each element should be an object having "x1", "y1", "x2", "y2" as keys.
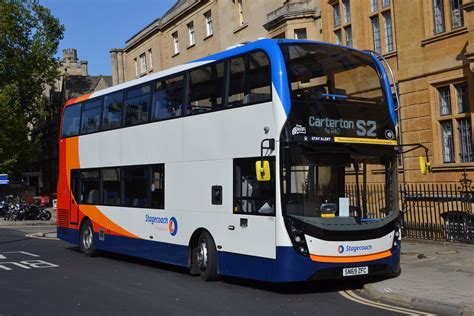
[
  {"x1": 79, "y1": 205, "x2": 139, "y2": 239},
  {"x1": 65, "y1": 137, "x2": 80, "y2": 187},
  {"x1": 65, "y1": 93, "x2": 91, "y2": 106},
  {"x1": 309, "y1": 250, "x2": 392, "y2": 263}
]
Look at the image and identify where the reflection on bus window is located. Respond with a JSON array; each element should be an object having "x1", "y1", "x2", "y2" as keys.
[
  {"x1": 61, "y1": 104, "x2": 81, "y2": 138},
  {"x1": 81, "y1": 170, "x2": 100, "y2": 204},
  {"x1": 228, "y1": 52, "x2": 271, "y2": 107},
  {"x1": 188, "y1": 62, "x2": 225, "y2": 114},
  {"x1": 124, "y1": 85, "x2": 150, "y2": 126},
  {"x1": 81, "y1": 99, "x2": 102, "y2": 134},
  {"x1": 102, "y1": 92, "x2": 123, "y2": 130},
  {"x1": 150, "y1": 165, "x2": 165, "y2": 209},
  {"x1": 152, "y1": 75, "x2": 184, "y2": 120},
  {"x1": 102, "y1": 168, "x2": 121, "y2": 206}
]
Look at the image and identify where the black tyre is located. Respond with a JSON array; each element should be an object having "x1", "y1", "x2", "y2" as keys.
[
  {"x1": 80, "y1": 219, "x2": 98, "y2": 257},
  {"x1": 40, "y1": 210, "x2": 52, "y2": 221},
  {"x1": 194, "y1": 231, "x2": 219, "y2": 281}
]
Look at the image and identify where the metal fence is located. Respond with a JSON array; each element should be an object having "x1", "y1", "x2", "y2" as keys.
[
  {"x1": 345, "y1": 172, "x2": 474, "y2": 244},
  {"x1": 401, "y1": 180, "x2": 474, "y2": 244}
]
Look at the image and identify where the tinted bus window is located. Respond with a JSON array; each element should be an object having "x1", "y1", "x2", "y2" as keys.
[
  {"x1": 150, "y1": 165, "x2": 165, "y2": 209},
  {"x1": 187, "y1": 62, "x2": 225, "y2": 114},
  {"x1": 152, "y1": 75, "x2": 184, "y2": 120},
  {"x1": 102, "y1": 92, "x2": 123, "y2": 130},
  {"x1": 123, "y1": 166, "x2": 148, "y2": 207},
  {"x1": 102, "y1": 168, "x2": 121, "y2": 206},
  {"x1": 247, "y1": 52, "x2": 271, "y2": 102},
  {"x1": 81, "y1": 99, "x2": 102, "y2": 134},
  {"x1": 124, "y1": 85, "x2": 150, "y2": 126},
  {"x1": 61, "y1": 104, "x2": 81, "y2": 138},
  {"x1": 81, "y1": 170, "x2": 100, "y2": 204},
  {"x1": 228, "y1": 52, "x2": 271, "y2": 107}
]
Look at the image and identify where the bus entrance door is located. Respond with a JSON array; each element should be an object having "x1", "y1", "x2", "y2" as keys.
[{"x1": 70, "y1": 170, "x2": 80, "y2": 225}]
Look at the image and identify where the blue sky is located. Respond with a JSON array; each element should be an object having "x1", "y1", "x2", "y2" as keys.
[{"x1": 39, "y1": 0, "x2": 177, "y2": 76}]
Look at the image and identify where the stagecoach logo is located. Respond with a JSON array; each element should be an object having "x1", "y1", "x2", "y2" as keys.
[
  {"x1": 292, "y1": 124, "x2": 307, "y2": 136},
  {"x1": 145, "y1": 215, "x2": 179, "y2": 236},
  {"x1": 338, "y1": 245, "x2": 345, "y2": 254},
  {"x1": 337, "y1": 244, "x2": 373, "y2": 254},
  {"x1": 169, "y1": 217, "x2": 178, "y2": 236},
  {"x1": 385, "y1": 130, "x2": 395, "y2": 140}
]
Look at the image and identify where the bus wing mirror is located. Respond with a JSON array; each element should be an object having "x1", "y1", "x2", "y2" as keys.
[
  {"x1": 419, "y1": 156, "x2": 432, "y2": 175},
  {"x1": 256, "y1": 161, "x2": 271, "y2": 181}
]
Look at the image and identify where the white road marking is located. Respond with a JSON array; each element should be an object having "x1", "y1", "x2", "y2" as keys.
[
  {"x1": 339, "y1": 290, "x2": 435, "y2": 315},
  {"x1": 4, "y1": 251, "x2": 40, "y2": 257}
]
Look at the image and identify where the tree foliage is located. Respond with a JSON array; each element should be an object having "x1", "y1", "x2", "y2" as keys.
[{"x1": 0, "y1": 0, "x2": 64, "y2": 176}]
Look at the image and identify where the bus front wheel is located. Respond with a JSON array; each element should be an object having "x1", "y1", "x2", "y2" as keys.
[
  {"x1": 194, "y1": 231, "x2": 218, "y2": 281},
  {"x1": 80, "y1": 219, "x2": 98, "y2": 257}
]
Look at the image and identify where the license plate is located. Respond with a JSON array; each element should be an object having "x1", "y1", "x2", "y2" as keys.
[{"x1": 343, "y1": 266, "x2": 368, "y2": 277}]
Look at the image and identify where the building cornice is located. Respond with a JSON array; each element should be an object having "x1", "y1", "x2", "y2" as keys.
[
  {"x1": 264, "y1": 0, "x2": 320, "y2": 31},
  {"x1": 124, "y1": 0, "x2": 203, "y2": 52}
]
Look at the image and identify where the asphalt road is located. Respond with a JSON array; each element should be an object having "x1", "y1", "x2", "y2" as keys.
[{"x1": 0, "y1": 227, "x2": 417, "y2": 316}]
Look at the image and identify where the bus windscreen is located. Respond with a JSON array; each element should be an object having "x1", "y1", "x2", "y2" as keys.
[{"x1": 280, "y1": 43, "x2": 396, "y2": 146}]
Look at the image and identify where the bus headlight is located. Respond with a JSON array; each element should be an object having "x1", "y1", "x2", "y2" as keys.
[{"x1": 286, "y1": 218, "x2": 309, "y2": 256}]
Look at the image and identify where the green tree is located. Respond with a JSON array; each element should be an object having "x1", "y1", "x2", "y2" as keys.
[{"x1": 0, "y1": 0, "x2": 64, "y2": 176}]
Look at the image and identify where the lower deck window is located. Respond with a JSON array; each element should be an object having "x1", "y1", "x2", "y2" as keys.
[{"x1": 234, "y1": 157, "x2": 275, "y2": 215}]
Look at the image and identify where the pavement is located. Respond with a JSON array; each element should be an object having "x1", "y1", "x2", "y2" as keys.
[{"x1": 364, "y1": 238, "x2": 474, "y2": 316}]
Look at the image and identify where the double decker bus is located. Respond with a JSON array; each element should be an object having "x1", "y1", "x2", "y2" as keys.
[{"x1": 57, "y1": 39, "x2": 401, "y2": 282}]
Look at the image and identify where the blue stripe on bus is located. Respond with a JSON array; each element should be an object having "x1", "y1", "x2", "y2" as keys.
[{"x1": 58, "y1": 227, "x2": 400, "y2": 283}]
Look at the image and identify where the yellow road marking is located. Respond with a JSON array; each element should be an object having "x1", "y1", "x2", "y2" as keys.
[{"x1": 339, "y1": 290, "x2": 435, "y2": 315}]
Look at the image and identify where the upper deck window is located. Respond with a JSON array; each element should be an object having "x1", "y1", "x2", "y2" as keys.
[
  {"x1": 81, "y1": 99, "x2": 102, "y2": 134},
  {"x1": 61, "y1": 103, "x2": 81, "y2": 138},
  {"x1": 124, "y1": 85, "x2": 151, "y2": 126},
  {"x1": 152, "y1": 75, "x2": 185, "y2": 120},
  {"x1": 102, "y1": 91, "x2": 123, "y2": 130},
  {"x1": 188, "y1": 62, "x2": 225, "y2": 114},
  {"x1": 228, "y1": 51, "x2": 271, "y2": 107}
]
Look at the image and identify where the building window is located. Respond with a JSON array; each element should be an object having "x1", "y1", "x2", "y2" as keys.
[
  {"x1": 148, "y1": 49, "x2": 153, "y2": 70},
  {"x1": 441, "y1": 121, "x2": 455, "y2": 163},
  {"x1": 134, "y1": 58, "x2": 138, "y2": 77},
  {"x1": 381, "y1": 0, "x2": 390, "y2": 8},
  {"x1": 439, "y1": 86, "x2": 451, "y2": 115},
  {"x1": 332, "y1": 1, "x2": 351, "y2": 47},
  {"x1": 333, "y1": 3, "x2": 341, "y2": 27},
  {"x1": 371, "y1": 16, "x2": 381, "y2": 53},
  {"x1": 204, "y1": 11, "x2": 213, "y2": 36},
  {"x1": 139, "y1": 53, "x2": 147, "y2": 74},
  {"x1": 370, "y1": 0, "x2": 395, "y2": 54},
  {"x1": 238, "y1": 0, "x2": 244, "y2": 25},
  {"x1": 343, "y1": 0, "x2": 351, "y2": 23},
  {"x1": 456, "y1": 83, "x2": 469, "y2": 113},
  {"x1": 370, "y1": 0, "x2": 378, "y2": 12},
  {"x1": 172, "y1": 31, "x2": 179, "y2": 55},
  {"x1": 450, "y1": 0, "x2": 464, "y2": 29},
  {"x1": 433, "y1": 0, "x2": 446, "y2": 33},
  {"x1": 294, "y1": 28, "x2": 307, "y2": 40},
  {"x1": 187, "y1": 22, "x2": 195, "y2": 46},
  {"x1": 436, "y1": 83, "x2": 473, "y2": 164},
  {"x1": 383, "y1": 11, "x2": 394, "y2": 52},
  {"x1": 345, "y1": 26, "x2": 352, "y2": 47},
  {"x1": 335, "y1": 30, "x2": 342, "y2": 45}
]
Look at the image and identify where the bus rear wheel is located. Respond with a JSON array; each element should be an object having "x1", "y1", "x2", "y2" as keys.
[
  {"x1": 80, "y1": 219, "x2": 98, "y2": 257},
  {"x1": 194, "y1": 231, "x2": 218, "y2": 281}
]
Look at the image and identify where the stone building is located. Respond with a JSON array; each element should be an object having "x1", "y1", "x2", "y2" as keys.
[
  {"x1": 110, "y1": 0, "x2": 474, "y2": 184},
  {"x1": 28, "y1": 49, "x2": 112, "y2": 197}
]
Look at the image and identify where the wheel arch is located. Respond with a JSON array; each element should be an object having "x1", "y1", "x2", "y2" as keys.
[{"x1": 187, "y1": 227, "x2": 214, "y2": 268}]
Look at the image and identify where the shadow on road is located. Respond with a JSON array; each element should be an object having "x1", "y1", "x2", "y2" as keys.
[{"x1": 66, "y1": 246, "x2": 369, "y2": 294}]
